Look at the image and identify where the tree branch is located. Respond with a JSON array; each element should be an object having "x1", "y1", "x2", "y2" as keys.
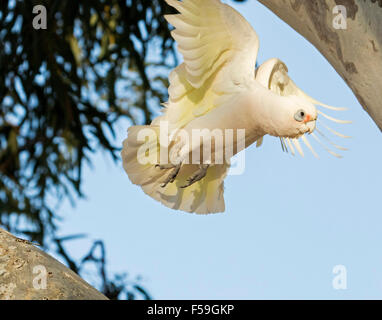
[{"x1": 0, "y1": 228, "x2": 108, "y2": 300}]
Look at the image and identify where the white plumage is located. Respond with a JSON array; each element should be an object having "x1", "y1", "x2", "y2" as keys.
[{"x1": 121, "y1": 0, "x2": 350, "y2": 214}]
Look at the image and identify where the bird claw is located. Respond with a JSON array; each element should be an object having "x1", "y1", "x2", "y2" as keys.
[
  {"x1": 160, "y1": 163, "x2": 181, "y2": 188},
  {"x1": 181, "y1": 164, "x2": 209, "y2": 188},
  {"x1": 155, "y1": 163, "x2": 176, "y2": 170}
]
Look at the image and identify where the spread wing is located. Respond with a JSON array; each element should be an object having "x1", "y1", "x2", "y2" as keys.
[
  {"x1": 255, "y1": 58, "x2": 351, "y2": 158},
  {"x1": 163, "y1": 0, "x2": 259, "y2": 129}
]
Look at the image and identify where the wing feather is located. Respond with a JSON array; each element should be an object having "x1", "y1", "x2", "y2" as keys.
[{"x1": 164, "y1": 0, "x2": 259, "y2": 121}]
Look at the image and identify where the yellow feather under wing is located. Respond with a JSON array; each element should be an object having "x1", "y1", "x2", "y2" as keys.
[
  {"x1": 162, "y1": 0, "x2": 260, "y2": 133},
  {"x1": 122, "y1": 124, "x2": 229, "y2": 214},
  {"x1": 165, "y1": 0, "x2": 259, "y2": 91},
  {"x1": 165, "y1": 63, "x2": 221, "y2": 129},
  {"x1": 168, "y1": 64, "x2": 193, "y2": 102},
  {"x1": 144, "y1": 164, "x2": 228, "y2": 214}
]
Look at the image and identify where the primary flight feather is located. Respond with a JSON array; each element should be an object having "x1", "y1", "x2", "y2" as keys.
[{"x1": 121, "y1": 0, "x2": 350, "y2": 214}]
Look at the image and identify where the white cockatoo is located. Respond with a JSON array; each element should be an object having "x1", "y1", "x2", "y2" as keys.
[{"x1": 121, "y1": 0, "x2": 350, "y2": 214}]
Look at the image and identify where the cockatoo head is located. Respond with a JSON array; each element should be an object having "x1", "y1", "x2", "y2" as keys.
[
  {"x1": 255, "y1": 58, "x2": 350, "y2": 158},
  {"x1": 282, "y1": 95, "x2": 317, "y2": 138}
]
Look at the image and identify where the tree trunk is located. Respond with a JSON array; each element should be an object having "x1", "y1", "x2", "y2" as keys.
[
  {"x1": 0, "y1": 228, "x2": 108, "y2": 300},
  {"x1": 258, "y1": 0, "x2": 382, "y2": 131}
]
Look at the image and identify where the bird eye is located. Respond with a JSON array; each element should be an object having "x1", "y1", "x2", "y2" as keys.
[{"x1": 294, "y1": 109, "x2": 305, "y2": 122}]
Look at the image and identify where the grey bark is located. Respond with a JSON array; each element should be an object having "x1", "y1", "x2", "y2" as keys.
[
  {"x1": 258, "y1": 0, "x2": 382, "y2": 131},
  {"x1": 0, "y1": 228, "x2": 108, "y2": 300}
]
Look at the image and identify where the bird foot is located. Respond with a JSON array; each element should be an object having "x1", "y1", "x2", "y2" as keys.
[
  {"x1": 155, "y1": 163, "x2": 177, "y2": 170},
  {"x1": 181, "y1": 164, "x2": 209, "y2": 188},
  {"x1": 160, "y1": 163, "x2": 181, "y2": 188}
]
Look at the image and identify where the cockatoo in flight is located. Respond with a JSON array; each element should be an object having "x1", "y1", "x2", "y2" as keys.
[{"x1": 122, "y1": 0, "x2": 350, "y2": 214}]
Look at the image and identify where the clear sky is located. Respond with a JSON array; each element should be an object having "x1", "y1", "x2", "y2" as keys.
[{"x1": 55, "y1": 0, "x2": 382, "y2": 299}]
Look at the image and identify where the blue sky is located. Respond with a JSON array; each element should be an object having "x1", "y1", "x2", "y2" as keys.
[{"x1": 55, "y1": 0, "x2": 382, "y2": 299}]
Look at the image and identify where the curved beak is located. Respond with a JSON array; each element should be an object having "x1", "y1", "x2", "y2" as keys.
[
  {"x1": 303, "y1": 114, "x2": 311, "y2": 123},
  {"x1": 306, "y1": 120, "x2": 316, "y2": 134}
]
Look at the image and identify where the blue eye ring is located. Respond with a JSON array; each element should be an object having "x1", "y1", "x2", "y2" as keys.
[{"x1": 294, "y1": 109, "x2": 305, "y2": 122}]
